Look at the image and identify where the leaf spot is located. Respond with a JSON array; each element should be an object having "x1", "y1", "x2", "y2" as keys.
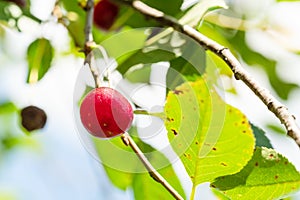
[
  {"x1": 167, "y1": 117, "x2": 174, "y2": 122},
  {"x1": 173, "y1": 90, "x2": 183, "y2": 95},
  {"x1": 221, "y1": 162, "x2": 227, "y2": 166},
  {"x1": 171, "y1": 129, "x2": 178, "y2": 136},
  {"x1": 212, "y1": 147, "x2": 217, "y2": 151},
  {"x1": 275, "y1": 175, "x2": 279, "y2": 179},
  {"x1": 184, "y1": 153, "x2": 192, "y2": 160},
  {"x1": 255, "y1": 162, "x2": 259, "y2": 166}
]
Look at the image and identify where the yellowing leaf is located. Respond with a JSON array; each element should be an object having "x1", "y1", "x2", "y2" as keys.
[{"x1": 164, "y1": 77, "x2": 255, "y2": 188}]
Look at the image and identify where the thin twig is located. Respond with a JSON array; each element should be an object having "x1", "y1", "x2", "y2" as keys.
[
  {"x1": 82, "y1": 1, "x2": 184, "y2": 199},
  {"x1": 84, "y1": 0, "x2": 94, "y2": 51},
  {"x1": 121, "y1": 132, "x2": 184, "y2": 200},
  {"x1": 114, "y1": 0, "x2": 300, "y2": 148},
  {"x1": 83, "y1": 0, "x2": 101, "y2": 88}
]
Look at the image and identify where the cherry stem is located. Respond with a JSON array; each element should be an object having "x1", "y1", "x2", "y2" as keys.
[
  {"x1": 82, "y1": 2, "x2": 184, "y2": 199},
  {"x1": 134, "y1": 109, "x2": 165, "y2": 119},
  {"x1": 121, "y1": 132, "x2": 184, "y2": 200}
]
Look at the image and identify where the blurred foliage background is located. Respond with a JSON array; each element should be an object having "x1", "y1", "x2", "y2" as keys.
[{"x1": 1, "y1": 0, "x2": 300, "y2": 199}]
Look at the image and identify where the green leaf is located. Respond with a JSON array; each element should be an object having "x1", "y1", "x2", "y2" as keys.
[
  {"x1": 0, "y1": 102, "x2": 17, "y2": 114},
  {"x1": 119, "y1": 0, "x2": 183, "y2": 28},
  {"x1": 197, "y1": 22, "x2": 235, "y2": 81},
  {"x1": 0, "y1": 2, "x2": 11, "y2": 22},
  {"x1": 142, "y1": 0, "x2": 183, "y2": 16},
  {"x1": 206, "y1": 51, "x2": 232, "y2": 77},
  {"x1": 1, "y1": 135, "x2": 39, "y2": 151},
  {"x1": 102, "y1": 164, "x2": 133, "y2": 191},
  {"x1": 112, "y1": 27, "x2": 206, "y2": 80},
  {"x1": 99, "y1": 28, "x2": 150, "y2": 75},
  {"x1": 117, "y1": 49, "x2": 175, "y2": 75},
  {"x1": 78, "y1": 85, "x2": 94, "y2": 106},
  {"x1": 0, "y1": 23, "x2": 5, "y2": 38},
  {"x1": 0, "y1": 0, "x2": 40, "y2": 25},
  {"x1": 66, "y1": 20, "x2": 86, "y2": 48},
  {"x1": 198, "y1": 21, "x2": 235, "y2": 51},
  {"x1": 164, "y1": 77, "x2": 255, "y2": 187},
  {"x1": 132, "y1": 172, "x2": 180, "y2": 200},
  {"x1": 94, "y1": 128, "x2": 186, "y2": 199},
  {"x1": 166, "y1": 35, "x2": 206, "y2": 89},
  {"x1": 26, "y1": 38, "x2": 53, "y2": 83},
  {"x1": 212, "y1": 188, "x2": 231, "y2": 200},
  {"x1": 60, "y1": 0, "x2": 86, "y2": 47},
  {"x1": 179, "y1": 0, "x2": 228, "y2": 27},
  {"x1": 251, "y1": 123, "x2": 273, "y2": 148},
  {"x1": 124, "y1": 64, "x2": 151, "y2": 83},
  {"x1": 147, "y1": 28, "x2": 206, "y2": 89},
  {"x1": 212, "y1": 147, "x2": 300, "y2": 200},
  {"x1": 267, "y1": 124, "x2": 286, "y2": 135}
]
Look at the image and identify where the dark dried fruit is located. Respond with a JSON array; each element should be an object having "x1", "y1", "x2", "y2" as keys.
[{"x1": 21, "y1": 105, "x2": 47, "y2": 131}]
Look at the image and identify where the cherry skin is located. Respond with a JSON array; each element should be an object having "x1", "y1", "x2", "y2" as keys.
[
  {"x1": 80, "y1": 87, "x2": 133, "y2": 138},
  {"x1": 5, "y1": 0, "x2": 26, "y2": 8},
  {"x1": 93, "y1": 0, "x2": 119, "y2": 31}
]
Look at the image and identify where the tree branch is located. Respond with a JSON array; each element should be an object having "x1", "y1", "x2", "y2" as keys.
[
  {"x1": 121, "y1": 132, "x2": 184, "y2": 200},
  {"x1": 82, "y1": 2, "x2": 184, "y2": 199},
  {"x1": 84, "y1": 0, "x2": 101, "y2": 88},
  {"x1": 115, "y1": 0, "x2": 300, "y2": 147}
]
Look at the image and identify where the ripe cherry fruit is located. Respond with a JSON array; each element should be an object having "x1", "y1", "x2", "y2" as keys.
[
  {"x1": 80, "y1": 87, "x2": 133, "y2": 138},
  {"x1": 93, "y1": 0, "x2": 119, "y2": 31},
  {"x1": 5, "y1": 0, "x2": 27, "y2": 8}
]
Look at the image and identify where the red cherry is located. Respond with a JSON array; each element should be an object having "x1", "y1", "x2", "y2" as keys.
[
  {"x1": 80, "y1": 87, "x2": 133, "y2": 138},
  {"x1": 5, "y1": 0, "x2": 26, "y2": 8},
  {"x1": 93, "y1": 0, "x2": 119, "y2": 31}
]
